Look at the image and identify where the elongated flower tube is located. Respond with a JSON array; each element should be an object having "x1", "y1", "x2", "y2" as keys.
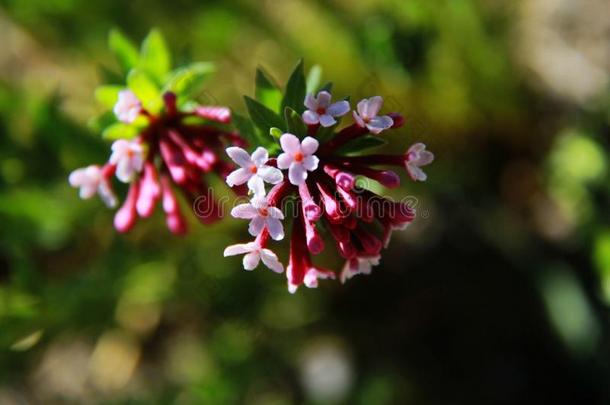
[
  {"x1": 69, "y1": 30, "x2": 244, "y2": 234},
  {"x1": 224, "y1": 62, "x2": 434, "y2": 293}
]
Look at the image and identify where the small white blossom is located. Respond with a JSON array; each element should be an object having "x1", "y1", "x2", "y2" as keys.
[
  {"x1": 405, "y1": 143, "x2": 434, "y2": 181},
  {"x1": 68, "y1": 165, "x2": 117, "y2": 208},
  {"x1": 223, "y1": 241, "x2": 284, "y2": 273},
  {"x1": 109, "y1": 139, "x2": 145, "y2": 183},
  {"x1": 353, "y1": 96, "x2": 393, "y2": 134},
  {"x1": 113, "y1": 90, "x2": 141, "y2": 124},
  {"x1": 340, "y1": 255, "x2": 380, "y2": 283},
  {"x1": 277, "y1": 134, "x2": 319, "y2": 186},
  {"x1": 231, "y1": 195, "x2": 285, "y2": 240},
  {"x1": 302, "y1": 91, "x2": 350, "y2": 127},
  {"x1": 225, "y1": 146, "x2": 283, "y2": 194}
]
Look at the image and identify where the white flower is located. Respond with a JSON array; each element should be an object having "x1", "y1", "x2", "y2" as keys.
[
  {"x1": 405, "y1": 143, "x2": 434, "y2": 181},
  {"x1": 277, "y1": 134, "x2": 319, "y2": 185},
  {"x1": 113, "y1": 90, "x2": 141, "y2": 123},
  {"x1": 225, "y1": 146, "x2": 283, "y2": 194},
  {"x1": 340, "y1": 255, "x2": 380, "y2": 283},
  {"x1": 304, "y1": 268, "x2": 335, "y2": 288},
  {"x1": 302, "y1": 91, "x2": 350, "y2": 127},
  {"x1": 353, "y1": 96, "x2": 394, "y2": 134},
  {"x1": 68, "y1": 165, "x2": 117, "y2": 208},
  {"x1": 231, "y1": 195, "x2": 285, "y2": 240},
  {"x1": 223, "y1": 241, "x2": 284, "y2": 273},
  {"x1": 109, "y1": 139, "x2": 145, "y2": 183}
]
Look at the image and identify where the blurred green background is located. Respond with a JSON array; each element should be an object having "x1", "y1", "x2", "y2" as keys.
[{"x1": 1, "y1": 0, "x2": 610, "y2": 403}]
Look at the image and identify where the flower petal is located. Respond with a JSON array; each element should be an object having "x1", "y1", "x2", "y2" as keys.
[
  {"x1": 319, "y1": 114, "x2": 336, "y2": 127},
  {"x1": 267, "y1": 206, "x2": 284, "y2": 220},
  {"x1": 288, "y1": 163, "x2": 308, "y2": 185},
  {"x1": 260, "y1": 249, "x2": 284, "y2": 273},
  {"x1": 266, "y1": 217, "x2": 285, "y2": 240},
  {"x1": 276, "y1": 153, "x2": 293, "y2": 169},
  {"x1": 248, "y1": 176, "x2": 266, "y2": 196},
  {"x1": 302, "y1": 155, "x2": 319, "y2": 171},
  {"x1": 226, "y1": 168, "x2": 252, "y2": 187},
  {"x1": 257, "y1": 166, "x2": 283, "y2": 184},
  {"x1": 231, "y1": 203, "x2": 258, "y2": 219},
  {"x1": 300, "y1": 136, "x2": 319, "y2": 155},
  {"x1": 366, "y1": 96, "x2": 383, "y2": 117},
  {"x1": 250, "y1": 147, "x2": 269, "y2": 167},
  {"x1": 243, "y1": 251, "x2": 260, "y2": 270},
  {"x1": 327, "y1": 100, "x2": 350, "y2": 117},
  {"x1": 367, "y1": 115, "x2": 393, "y2": 134},
  {"x1": 317, "y1": 91, "x2": 332, "y2": 108},
  {"x1": 224, "y1": 242, "x2": 255, "y2": 256},
  {"x1": 302, "y1": 110, "x2": 320, "y2": 125},
  {"x1": 407, "y1": 163, "x2": 427, "y2": 181},
  {"x1": 352, "y1": 111, "x2": 365, "y2": 127},
  {"x1": 226, "y1": 146, "x2": 252, "y2": 168},
  {"x1": 304, "y1": 93, "x2": 317, "y2": 111},
  {"x1": 279, "y1": 133, "x2": 300, "y2": 153},
  {"x1": 248, "y1": 215, "x2": 266, "y2": 236}
]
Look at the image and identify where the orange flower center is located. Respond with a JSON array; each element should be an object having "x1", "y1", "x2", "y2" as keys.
[
  {"x1": 316, "y1": 107, "x2": 326, "y2": 114},
  {"x1": 294, "y1": 152, "x2": 304, "y2": 162},
  {"x1": 249, "y1": 165, "x2": 258, "y2": 174},
  {"x1": 259, "y1": 207, "x2": 269, "y2": 217}
]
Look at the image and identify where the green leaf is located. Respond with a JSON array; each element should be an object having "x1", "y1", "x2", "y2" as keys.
[
  {"x1": 108, "y1": 29, "x2": 139, "y2": 74},
  {"x1": 281, "y1": 60, "x2": 306, "y2": 114},
  {"x1": 284, "y1": 107, "x2": 307, "y2": 138},
  {"x1": 233, "y1": 112, "x2": 258, "y2": 146},
  {"x1": 102, "y1": 122, "x2": 139, "y2": 140},
  {"x1": 319, "y1": 81, "x2": 333, "y2": 93},
  {"x1": 255, "y1": 68, "x2": 282, "y2": 112},
  {"x1": 127, "y1": 69, "x2": 162, "y2": 113},
  {"x1": 244, "y1": 96, "x2": 285, "y2": 134},
  {"x1": 337, "y1": 135, "x2": 388, "y2": 155},
  {"x1": 164, "y1": 62, "x2": 215, "y2": 102},
  {"x1": 315, "y1": 122, "x2": 339, "y2": 144},
  {"x1": 306, "y1": 65, "x2": 322, "y2": 94},
  {"x1": 139, "y1": 29, "x2": 171, "y2": 84},
  {"x1": 88, "y1": 111, "x2": 116, "y2": 133},
  {"x1": 94, "y1": 85, "x2": 123, "y2": 109},
  {"x1": 269, "y1": 127, "x2": 283, "y2": 140}
]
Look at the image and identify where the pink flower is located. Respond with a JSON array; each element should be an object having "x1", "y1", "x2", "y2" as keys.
[
  {"x1": 68, "y1": 164, "x2": 117, "y2": 208},
  {"x1": 405, "y1": 143, "x2": 434, "y2": 181},
  {"x1": 340, "y1": 255, "x2": 381, "y2": 283},
  {"x1": 113, "y1": 90, "x2": 141, "y2": 123},
  {"x1": 353, "y1": 96, "x2": 393, "y2": 134},
  {"x1": 109, "y1": 139, "x2": 145, "y2": 183},
  {"x1": 231, "y1": 194, "x2": 285, "y2": 240},
  {"x1": 302, "y1": 91, "x2": 350, "y2": 127},
  {"x1": 225, "y1": 146, "x2": 283, "y2": 194},
  {"x1": 277, "y1": 134, "x2": 319, "y2": 185},
  {"x1": 223, "y1": 240, "x2": 284, "y2": 273}
]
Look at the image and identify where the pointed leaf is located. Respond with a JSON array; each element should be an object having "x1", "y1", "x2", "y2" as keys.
[
  {"x1": 102, "y1": 122, "x2": 139, "y2": 140},
  {"x1": 255, "y1": 68, "x2": 282, "y2": 112},
  {"x1": 164, "y1": 62, "x2": 215, "y2": 102},
  {"x1": 318, "y1": 81, "x2": 333, "y2": 93},
  {"x1": 233, "y1": 112, "x2": 261, "y2": 147},
  {"x1": 284, "y1": 107, "x2": 307, "y2": 138},
  {"x1": 337, "y1": 135, "x2": 388, "y2": 155},
  {"x1": 139, "y1": 29, "x2": 171, "y2": 84},
  {"x1": 281, "y1": 60, "x2": 306, "y2": 114},
  {"x1": 94, "y1": 85, "x2": 123, "y2": 109},
  {"x1": 244, "y1": 96, "x2": 285, "y2": 134},
  {"x1": 108, "y1": 29, "x2": 139, "y2": 74},
  {"x1": 127, "y1": 69, "x2": 162, "y2": 113},
  {"x1": 306, "y1": 65, "x2": 322, "y2": 94}
]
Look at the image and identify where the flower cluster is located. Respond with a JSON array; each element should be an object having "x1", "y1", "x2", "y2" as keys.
[
  {"x1": 69, "y1": 30, "x2": 243, "y2": 234},
  {"x1": 224, "y1": 63, "x2": 433, "y2": 293}
]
